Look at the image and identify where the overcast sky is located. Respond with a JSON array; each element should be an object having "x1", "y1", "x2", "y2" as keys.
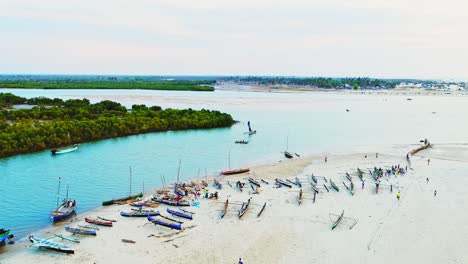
[{"x1": 0, "y1": 0, "x2": 466, "y2": 79}]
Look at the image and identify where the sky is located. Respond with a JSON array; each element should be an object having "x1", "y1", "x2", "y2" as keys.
[{"x1": 0, "y1": 0, "x2": 467, "y2": 79}]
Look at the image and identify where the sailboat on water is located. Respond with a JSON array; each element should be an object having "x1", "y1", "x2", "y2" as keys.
[
  {"x1": 284, "y1": 136, "x2": 294, "y2": 159},
  {"x1": 221, "y1": 149, "x2": 250, "y2": 175},
  {"x1": 247, "y1": 121, "x2": 256, "y2": 135},
  {"x1": 50, "y1": 177, "x2": 76, "y2": 222}
]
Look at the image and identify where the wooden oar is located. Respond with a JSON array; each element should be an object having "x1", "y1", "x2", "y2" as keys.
[
  {"x1": 158, "y1": 215, "x2": 184, "y2": 224},
  {"x1": 98, "y1": 216, "x2": 117, "y2": 222}
]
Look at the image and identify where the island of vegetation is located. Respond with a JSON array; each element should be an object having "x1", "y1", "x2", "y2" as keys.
[
  {"x1": 0, "y1": 76, "x2": 214, "y2": 91},
  {"x1": 0, "y1": 93, "x2": 234, "y2": 158}
]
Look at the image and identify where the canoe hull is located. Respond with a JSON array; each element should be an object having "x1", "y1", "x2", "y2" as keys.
[
  {"x1": 166, "y1": 208, "x2": 192, "y2": 220},
  {"x1": 147, "y1": 216, "x2": 182, "y2": 230}
]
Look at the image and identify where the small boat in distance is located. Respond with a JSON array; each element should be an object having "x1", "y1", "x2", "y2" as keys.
[
  {"x1": 235, "y1": 140, "x2": 249, "y2": 144},
  {"x1": 51, "y1": 144, "x2": 79, "y2": 155},
  {"x1": 29, "y1": 235, "x2": 74, "y2": 254},
  {"x1": 246, "y1": 121, "x2": 257, "y2": 135}
]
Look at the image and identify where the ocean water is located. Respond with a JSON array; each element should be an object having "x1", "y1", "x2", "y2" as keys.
[{"x1": 1, "y1": 88, "x2": 467, "y2": 238}]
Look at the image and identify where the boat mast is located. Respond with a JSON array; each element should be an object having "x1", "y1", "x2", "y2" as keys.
[
  {"x1": 66, "y1": 184, "x2": 69, "y2": 201},
  {"x1": 228, "y1": 148, "x2": 231, "y2": 169},
  {"x1": 286, "y1": 136, "x2": 289, "y2": 151},
  {"x1": 129, "y1": 166, "x2": 132, "y2": 196},
  {"x1": 176, "y1": 159, "x2": 181, "y2": 186},
  {"x1": 56, "y1": 177, "x2": 61, "y2": 208}
]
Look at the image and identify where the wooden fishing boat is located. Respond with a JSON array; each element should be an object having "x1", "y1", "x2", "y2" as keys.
[
  {"x1": 147, "y1": 216, "x2": 182, "y2": 230},
  {"x1": 248, "y1": 177, "x2": 261, "y2": 187},
  {"x1": 323, "y1": 184, "x2": 329, "y2": 192},
  {"x1": 257, "y1": 202, "x2": 266, "y2": 217},
  {"x1": 346, "y1": 172, "x2": 352, "y2": 182},
  {"x1": 102, "y1": 192, "x2": 143, "y2": 206},
  {"x1": 152, "y1": 197, "x2": 190, "y2": 207},
  {"x1": 29, "y1": 235, "x2": 74, "y2": 254},
  {"x1": 235, "y1": 140, "x2": 249, "y2": 144},
  {"x1": 311, "y1": 184, "x2": 320, "y2": 193},
  {"x1": 311, "y1": 175, "x2": 318, "y2": 184},
  {"x1": 98, "y1": 216, "x2": 117, "y2": 222},
  {"x1": 85, "y1": 217, "x2": 113, "y2": 227},
  {"x1": 295, "y1": 177, "x2": 302, "y2": 187},
  {"x1": 65, "y1": 226, "x2": 96, "y2": 236},
  {"x1": 50, "y1": 180, "x2": 76, "y2": 223},
  {"x1": 51, "y1": 144, "x2": 79, "y2": 155},
  {"x1": 221, "y1": 168, "x2": 250, "y2": 175},
  {"x1": 248, "y1": 130, "x2": 257, "y2": 135},
  {"x1": 166, "y1": 208, "x2": 193, "y2": 220},
  {"x1": 298, "y1": 188, "x2": 303, "y2": 205},
  {"x1": 220, "y1": 199, "x2": 229, "y2": 219},
  {"x1": 120, "y1": 210, "x2": 160, "y2": 217},
  {"x1": 238, "y1": 198, "x2": 251, "y2": 219},
  {"x1": 53, "y1": 234, "x2": 80, "y2": 243},
  {"x1": 201, "y1": 180, "x2": 208, "y2": 187},
  {"x1": 286, "y1": 179, "x2": 300, "y2": 187},
  {"x1": 275, "y1": 178, "x2": 292, "y2": 188},
  {"x1": 261, "y1": 179, "x2": 269, "y2": 184},
  {"x1": 330, "y1": 180, "x2": 339, "y2": 191},
  {"x1": 0, "y1": 229, "x2": 12, "y2": 246},
  {"x1": 331, "y1": 210, "x2": 344, "y2": 230},
  {"x1": 284, "y1": 151, "x2": 293, "y2": 159}
]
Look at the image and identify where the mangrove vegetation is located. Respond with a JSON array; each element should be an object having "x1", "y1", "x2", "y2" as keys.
[{"x1": 0, "y1": 93, "x2": 234, "y2": 158}]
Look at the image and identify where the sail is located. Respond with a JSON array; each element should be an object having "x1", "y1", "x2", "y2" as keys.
[{"x1": 248, "y1": 121, "x2": 252, "y2": 132}]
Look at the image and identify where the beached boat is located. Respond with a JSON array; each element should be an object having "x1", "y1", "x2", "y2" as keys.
[
  {"x1": 261, "y1": 179, "x2": 269, "y2": 185},
  {"x1": 152, "y1": 197, "x2": 190, "y2": 207},
  {"x1": 330, "y1": 180, "x2": 339, "y2": 191},
  {"x1": 346, "y1": 172, "x2": 352, "y2": 182},
  {"x1": 286, "y1": 179, "x2": 300, "y2": 187},
  {"x1": 29, "y1": 235, "x2": 74, "y2": 254},
  {"x1": 238, "y1": 198, "x2": 251, "y2": 219},
  {"x1": 220, "y1": 199, "x2": 229, "y2": 219},
  {"x1": 311, "y1": 184, "x2": 320, "y2": 193},
  {"x1": 298, "y1": 188, "x2": 303, "y2": 205},
  {"x1": 275, "y1": 178, "x2": 292, "y2": 188},
  {"x1": 120, "y1": 210, "x2": 160, "y2": 217},
  {"x1": 213, "y1": 178, "x2": 222, "y2": 189},
  {"x1": 65, "y1": 226, "x2": 96, "y2": 236},
  {"x1": 0, "y1": 229, "x2": 12, "y2": 246},
  {"x1": 85, "y1": 217, "x2": 113, "y2": 227},
  {"x1": 295, "y1": 177, "x2": 302, "y2": 187},
  {"x1": 284, "y1": 151, "x2": 293, "y2": 159},
  {"x1": 201, "y1": 180, "x2": 208, "y2": 187},
  {"x1": 221, "y1": 168, "x2": 250, "y2": 175},
  {"x1": 50, "y1": 179, "x2": 76, "y2": 223},
  {"x1": 331, "y1": 210, "x2": 344, "y2": 230},
  {"x1": 147, "y1": 215, "x2": 182, "y2": 230},
  {"x1": 53, "y1": 234, "x2": 80, "y2": 243},
  {"x1": 51, "y1": 144, "x2": 79, "y2": 155},
  {"x1": 257, "y1": 202, "x2": 266, "y2": 217},
  {"x1": 102, "y1": 192, "x2": 143, "y2": 206},
  {"x1": 311, "y1": 175, "x2": 318, "y2": 184},
  {"x1": 248, "y1": 177, "x2": 261, "y2": 187},
  {"x1": 166, "y1": 208, "x2": 193, "y2": 220}
]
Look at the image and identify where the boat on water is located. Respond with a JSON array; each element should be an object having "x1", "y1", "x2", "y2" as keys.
[
  {"x1": 147, "y1": 215, "x2": 182, "y2": 230},
  {"x1": 235, "y1": 140, "x2": 249, "y2": 144},
  {"x1": 85, "y1": 217, "x2": 113, "y2": 227},
  {"x1": 29, "y1": 235, "x2": 74, "y2": 254},
  {"x1": 65, "y1": 226, "x2": 96, "y2": 236},
  {"x1": 166, "y1": 208, "x2": 193, "y2": 220},
  {"x1": 102, "y1": 192, "x2": 143, "y2": 206},
  {"x1": 51, "y1": 144, "x2": 79, "y2": 155},
  {"x1": 0, "y1": 229, "x2": 13, "y2": 246},
  {"x1": 284, "y1": 151, "x2": 293, "y2": 159},
  {"x1": 120, "y1": 210, "x2": 160, "y2": 217},
  {"x1": 50, "y1": 178, "x2": 76, "y2": 223},
  {"x1": 221, "y1": 168, "x2": 250, "y2": 175}
]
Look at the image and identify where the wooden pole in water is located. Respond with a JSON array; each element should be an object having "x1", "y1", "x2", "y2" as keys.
[{"x1": 56, "y1": 177, "x2": 61, "y2": 208}]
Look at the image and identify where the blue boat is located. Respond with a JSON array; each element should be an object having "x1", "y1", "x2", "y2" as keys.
[
  {"x1": 147, "y1": 215, "x2": 182, "y2": 230},
  {"x1": 166, "y1": 208, "x2": 193, "y2": 220},
  {"x1": 50, "y1": 179, "x2": 76, "y2": 223},
  {"x1": 65, "y1": 226, "x2": 96, "y2": 236},
  {"x1": 120, "y1": 211, "x2": 160, "y2": 217}
]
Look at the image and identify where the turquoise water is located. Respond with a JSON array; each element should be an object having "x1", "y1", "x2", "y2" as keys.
[{"x1": 1, "y1": 88, "x2": 468, "y2": 238}]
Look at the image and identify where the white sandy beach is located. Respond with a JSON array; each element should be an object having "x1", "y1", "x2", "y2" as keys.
[{"x1": 2, "y1": 143, "x2": 467, "y2": 264}]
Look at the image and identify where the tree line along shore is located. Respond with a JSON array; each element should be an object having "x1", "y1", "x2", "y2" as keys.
[
  {"x1": 0, "y1": 80, "x2": 215, "y2": 91},
  {"x1": 0, "y1": 93, "x2": 234, "y2": 158}
]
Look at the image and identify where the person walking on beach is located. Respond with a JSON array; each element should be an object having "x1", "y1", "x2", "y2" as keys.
[
  {"x1": 362, "y1": 181, "x2": 365, "y2": 189},
  {"x1": 397, "y1": 191, "x2": 401, "y2": 200},
  {"x1": 376, "y1": 152, "x2": 378, "y2": 158},
  {"x1": 426, "y1": 177, "x2": 429, "y2": 183},
  {"x1": 325, "y1": 156, "x2": 328, "y2": 163},
  {"x1": 239, "y1": 258, "x2": 243, "y2": 264},
  {"x1": 427, "y1": 158, "x2": 431, "y2": 165},
  {"x1": 434, "y1": 190, "x2": 437, "y2": 197}
]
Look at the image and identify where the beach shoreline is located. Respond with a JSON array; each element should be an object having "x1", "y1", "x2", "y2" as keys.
[{"x1": 4, "y1": 142, "x2": 466, "y2": 263}]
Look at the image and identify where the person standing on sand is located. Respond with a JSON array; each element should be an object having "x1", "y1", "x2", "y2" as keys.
[
  {"x1": 397, "y1": 191, "x2": 401, "y2": 200},
  {"x1": 239, "y1": 258, "x2": 243, "y2": 264},
  {"x1": 426, "y1": 177, "x2": 429, "y2": 183},
  {"x1": 325, "y1": 156, "x2": 328, "y2": 163},
  {"x1": 427, "y1": 158, "x2": 431, "y2": 165},
  {"x1": 376, "y1": 152, "x2": 378, "y2": 158},
  {"x1": 434, "y1": 190, "x2": 437, "y2": 197},
  {"x1": 362, "y1": 181, "x2": 365, "y2": 189}
]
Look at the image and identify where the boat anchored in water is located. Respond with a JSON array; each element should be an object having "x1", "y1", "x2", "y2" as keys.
[
  {"x1": 51, "y1": 144, "x2": 79, "y2": 155},
  {"x1": 50, "y1": 178, "x2": 76, "y2": 223}
]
